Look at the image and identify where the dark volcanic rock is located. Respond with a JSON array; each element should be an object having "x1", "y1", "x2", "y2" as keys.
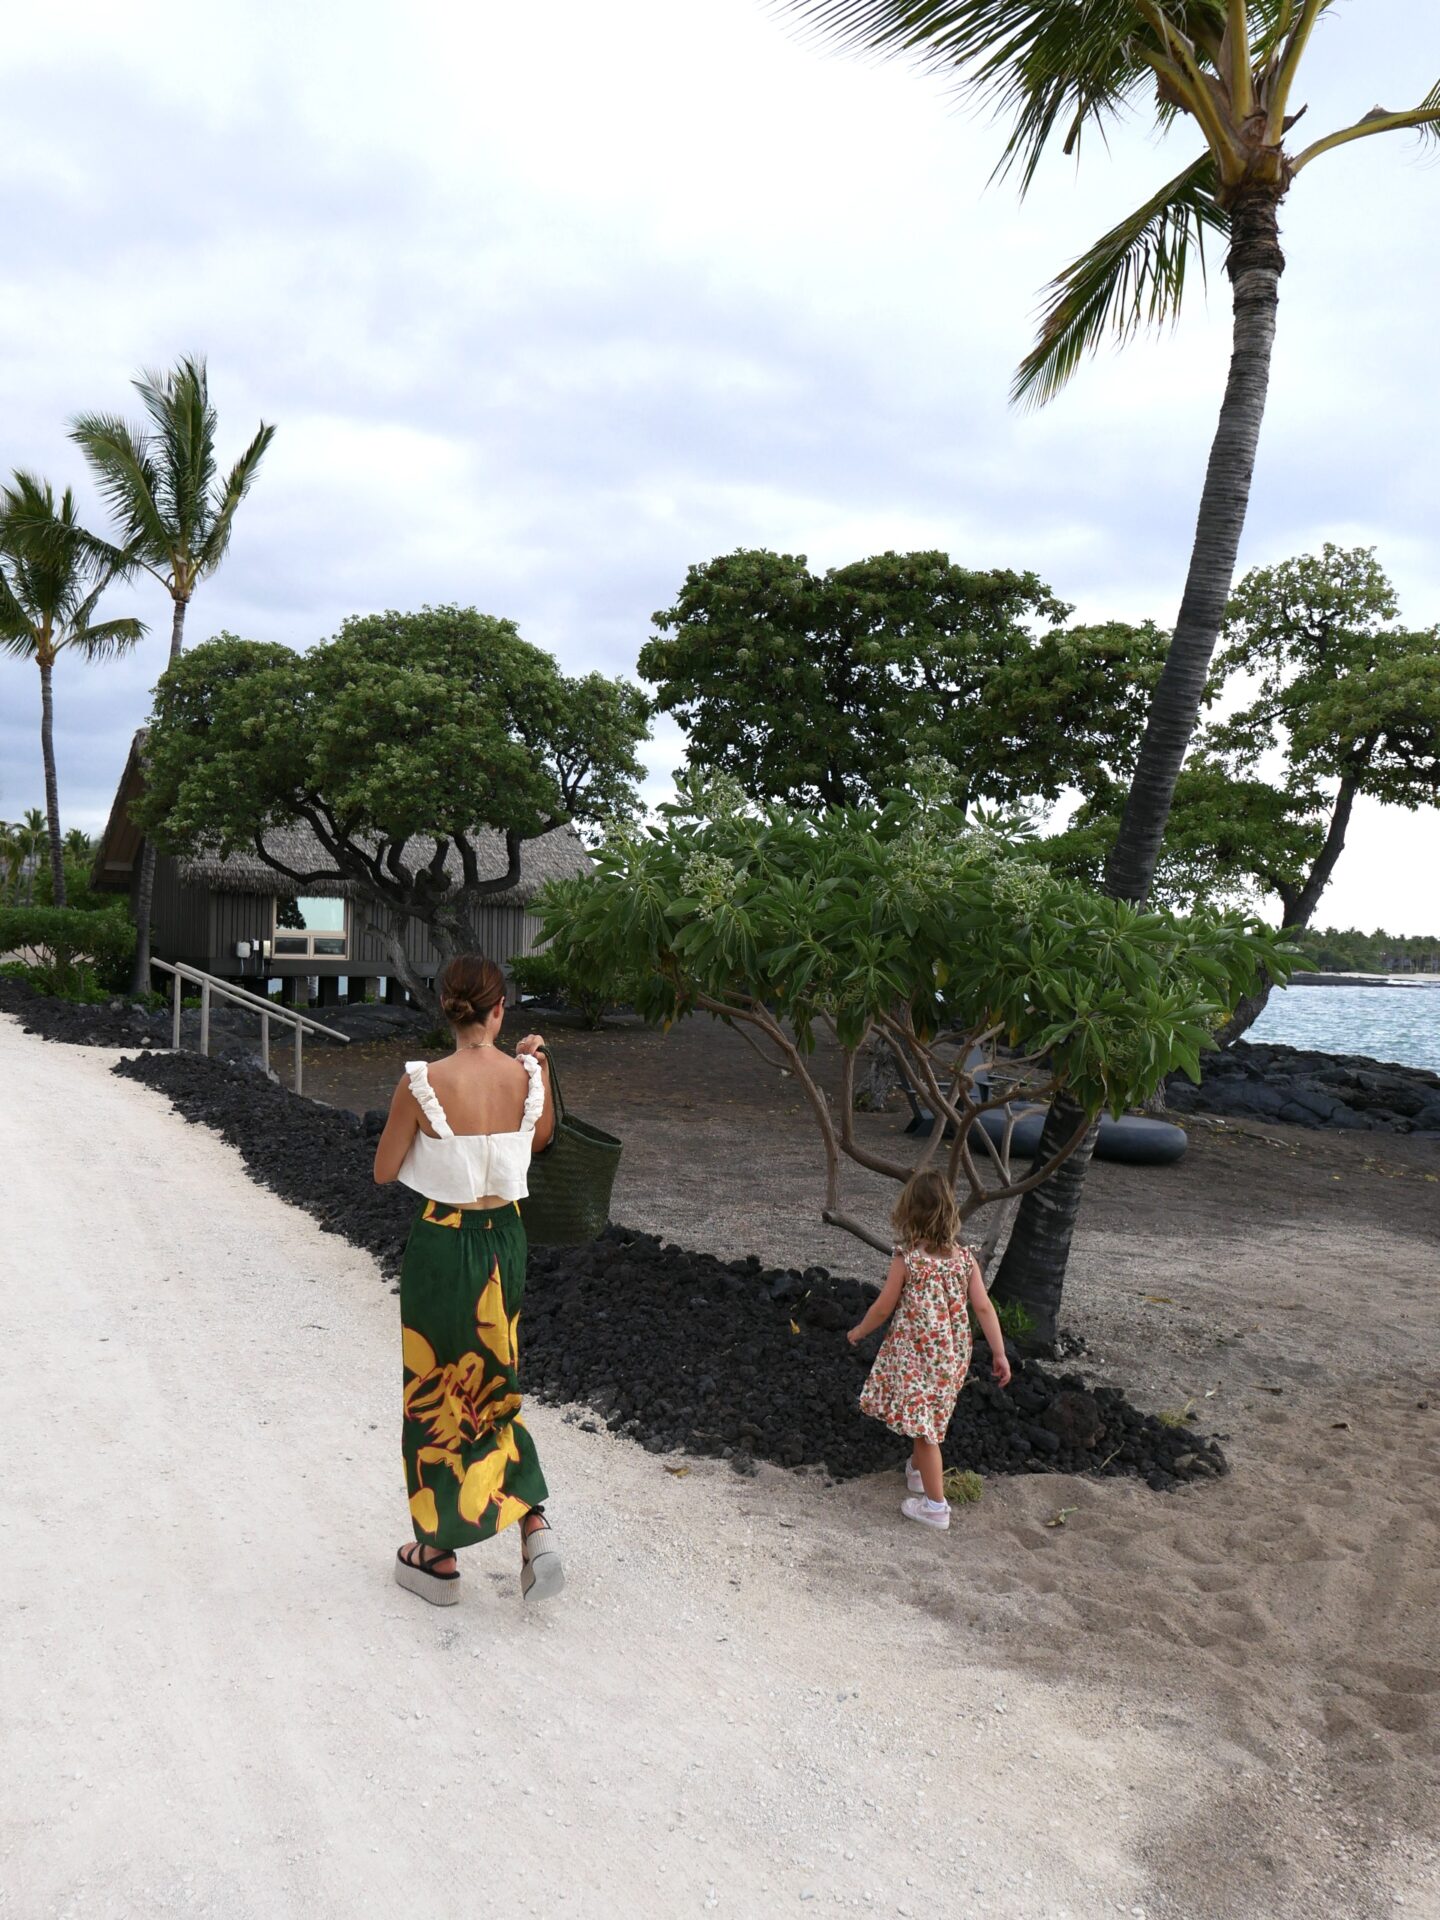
[
  {"x1": 1168, "y1": 1039, "x2": 1440, "y2": 1135},
  {"x1": 109, "y1": 1047, "x2": 1226, "y2": 1492}
]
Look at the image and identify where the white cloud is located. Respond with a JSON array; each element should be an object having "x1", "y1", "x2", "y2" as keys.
[{"x1": 1, "y1": 0, "x2": 1437, "y2": 934}]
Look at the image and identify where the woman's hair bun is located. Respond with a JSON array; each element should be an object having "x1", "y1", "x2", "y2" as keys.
[{"x1": 437, "y1": 953, "x2": 506, "y2": 1028}]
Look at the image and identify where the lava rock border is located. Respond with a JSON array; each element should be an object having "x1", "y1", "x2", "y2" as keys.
[{"x1": 107, "y1": 1045, "x2": 1228, "y2": 1492}]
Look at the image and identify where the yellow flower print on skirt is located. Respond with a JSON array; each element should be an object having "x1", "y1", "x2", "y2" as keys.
[{"x1": 400, "y1": 1202, "x2": 547, "y2": 1549}]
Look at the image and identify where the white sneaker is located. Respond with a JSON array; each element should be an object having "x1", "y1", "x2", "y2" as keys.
[
  {"x1": 905, "y1": 1463, "x2": 924, "y2": 1495},
  {"x1": 901, "y1": 1495, "x2": 951, "y2": 1531}
]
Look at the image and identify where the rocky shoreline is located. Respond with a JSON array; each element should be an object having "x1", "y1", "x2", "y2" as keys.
[{"x1": 1167, "y1": 1039, "x2": 1440, "y2": 1134}]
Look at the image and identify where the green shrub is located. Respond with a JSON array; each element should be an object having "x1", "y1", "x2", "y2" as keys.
[
  {"x1": 32, "y1": 861, "x2": 118, "y2": 915},
  {"x1": 942, "y1": 1468, "x2": 984, "y2": 1505},
  {"x1": 971, "y1": 1296, "x2": 1037, "y2": 1345},
  {"x1": 510, "y1": 946, "x2": 637, "y2": 1029},
  {"x1": 0, "y1": 904, "x2": 135, "y2": 998}
]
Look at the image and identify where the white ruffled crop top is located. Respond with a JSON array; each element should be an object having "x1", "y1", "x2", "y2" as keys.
[{"x1": 396, "y1": 1054, "x2": 545, "y2": 1205}]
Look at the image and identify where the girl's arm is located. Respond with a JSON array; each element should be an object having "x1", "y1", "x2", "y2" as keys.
[
  {"x1": 967, "y1": 1256, "x2": 1012, "y2": 1387},
  {"x1": 847, "y1": 1254, "x2": 906, "y2": 1345},
  {"x1": 373, "y1": 1076, "x2": 420, "y2": 1185}
]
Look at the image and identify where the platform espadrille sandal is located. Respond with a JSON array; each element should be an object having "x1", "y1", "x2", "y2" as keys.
[
  {"x1": 520, "y1": 1516, "x2": 565, "y2": 1603},
  {"x1": 395, "y1": 1543, "x2": 461, "y2": 1606}
]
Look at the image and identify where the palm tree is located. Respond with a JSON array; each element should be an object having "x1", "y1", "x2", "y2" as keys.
[
  {"x1": 0, "y1": 821, "x2": 23, "y2": 905},
  {"x1": 0, "y1": 477, "x2": 145, "y2": 909},
  {"x1": 14, "y1": 808, "x2": 49, "y2": 906},
  {"x1": 778, "y1": 0, "x2": 1440, "y2": 1339},
  {"x1": 63, "y1": 827, "x2": 95, "y2": 864},
  {"x1": 72, "y1": 356, "x2": 276, "y2": 992}
]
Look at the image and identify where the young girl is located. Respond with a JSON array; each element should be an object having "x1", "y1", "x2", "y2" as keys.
[{"x1": 848, "y1": 1168, "x2": 1012, "y2": 1530}]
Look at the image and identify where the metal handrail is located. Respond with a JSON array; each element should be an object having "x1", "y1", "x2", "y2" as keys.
[{"x1": 151, "y1": 957, "x2": 349, "y2": 1095}]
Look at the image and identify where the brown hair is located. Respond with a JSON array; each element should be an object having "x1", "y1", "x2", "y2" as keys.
[
  {"x1": 437, "y1": 953, "x2": 506, "y2": 1029},
  {"x1": 891, "y1": 1168, "x2": 961, "y2": 1253}
]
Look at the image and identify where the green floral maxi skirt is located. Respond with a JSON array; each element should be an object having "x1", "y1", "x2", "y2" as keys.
[{"x1": 401, "y1": 1200, "x2": 548, "y2": 1549}]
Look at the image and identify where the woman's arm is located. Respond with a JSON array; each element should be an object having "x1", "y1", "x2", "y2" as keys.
[
  {"x1": 847, "y1": 1254, "x2": 906, "y2": 1345},
  {"x1": 967, "y1": 1256, "x2": 1012, "y2": 1388},
  {"x1": 372, "y1": 1076, "x2": 420, "y2": 1185},
  {"x1": 514, "y1": 1035, "x2": 556, "y2": 1151}
]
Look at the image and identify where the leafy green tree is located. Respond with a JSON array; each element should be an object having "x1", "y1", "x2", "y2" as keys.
[
  {"x1": 0, "y1": 476, "x2": 145, "y2": 908},
  {"x1": 71, "y1": 355, "x2": 275, "y2": 990},
  {"x1": 778, "y1": 0, "x2": 1440, "y2": 1318},
  {"x1": 641, "y1": 548, "x2": 1166, "y2": 809},
  {"x1": 62, "y1": 827, "x2": 94, "y2": 863},
  {"x1": 538, "y1": 775, "x2": 1285, "y2": 1334},
  {"x1": 1288, "y1": 927, "x2": 1440, "y2": 974},
  {"x1": 1046, "y1": 759, "x2": 1324, "y2": 917},
  {"x1": 137, "y1": 607, "x2": 651, "y2": 1009},
  {"x1": 1049, "y1": 547, "x2": 1440, "y2": 1037}
]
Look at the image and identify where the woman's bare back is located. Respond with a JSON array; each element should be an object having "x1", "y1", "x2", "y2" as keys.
[{"x1": 417, "y1": 1048, "x2": 530, "y2": 1138}]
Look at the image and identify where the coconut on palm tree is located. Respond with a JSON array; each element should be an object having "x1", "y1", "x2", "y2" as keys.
[
  {"x1": 71, "y1": 355, "x2": 275, "y2": 991},
  {"x1": 0, "y1": 476, "x2": 145, "y2": 909},
  {"x1": 779, "y1": 0, "x2": 1440, "y2": 1340}
]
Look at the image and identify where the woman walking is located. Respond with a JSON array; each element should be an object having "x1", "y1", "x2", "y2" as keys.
[{"x1": 373, "y1": 953, "x2": 563, "y2": 1606}]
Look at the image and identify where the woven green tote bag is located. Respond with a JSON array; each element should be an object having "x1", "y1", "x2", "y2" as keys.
[{"x1": 520, "y1": 1047, "x2": 622, "y2": 1246}]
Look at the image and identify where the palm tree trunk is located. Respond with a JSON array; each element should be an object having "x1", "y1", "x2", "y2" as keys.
[
  {"x1": 168, "y1": 595, "x2": 188, "y2": 664},
  {"x1": 996, "y1": 186, "x2": 1286, "y2": 1327},
  {"x1": 990, "y1": 1091, "x2": 1099, "y2": 1348},
  {"x1": 128, "y1": 597, "x2": 189, "y2": 996},
  {"x1": 1103, "y1": 188, "x2": 1286, "y2": 903},
  {"x1": 39, "y1": 659, "x2": 66, "y2": 908}
]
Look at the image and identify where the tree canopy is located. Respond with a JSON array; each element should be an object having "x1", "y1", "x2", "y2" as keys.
[
  {"x1": 537, "y1": 775, "x2": 1286, "y2": 1255},
  {"x1": 1048, "y1": 547, "x2": 1440, "y2": 931},
  {"x1": 640, "y1": 547, "x2": 1167, "y2": 811},
  {"x1": 138, "y1": 606, "x2": 651, "y2": 998}
]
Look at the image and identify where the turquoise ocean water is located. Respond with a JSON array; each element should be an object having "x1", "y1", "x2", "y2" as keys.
[{"x1": 1247, "y1": 982, "x2": 1440, "y2": 1072}]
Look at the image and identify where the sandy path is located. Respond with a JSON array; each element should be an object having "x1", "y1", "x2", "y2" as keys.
[
  {"x1": 0, "y1": 1018, "x2": 1185, "y2": 1920},
  {"x1": 2, "y1": 1018, "x2": 1436, "y2": 1920}
]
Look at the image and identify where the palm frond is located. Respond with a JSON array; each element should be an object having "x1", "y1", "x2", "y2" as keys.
[
  {"x1": 777, "y1": 1, "x2": 1166, "y2": 192},
  {"x1": 0, "y1": 568, "x2": 36, "y2": 648},
  {"x1": 66, "y1": 615, "x2": 148, "y2": 660},
  {"x1": 1416, "y1": 77, "x2": 1440, "y2": 148},
  {"x1": 135, "y1": 356, "x2": 217, "y2": 552},
  {"x1": 1013, "y1": 150, "x2": 1226, "y2": 406},
  {"x1": 70, "y1": 411, "x2": 173, "y2": 564},
  {"x1": 196, "y1": 419, "x2": 277, "y2": 576}
]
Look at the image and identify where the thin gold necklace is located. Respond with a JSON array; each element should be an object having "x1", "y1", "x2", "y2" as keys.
[{"x1": 459, "y1": 1040, "x2": 495, "y2": 1050}]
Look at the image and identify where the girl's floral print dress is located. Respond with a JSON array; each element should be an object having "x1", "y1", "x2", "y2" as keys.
[{"x1": 859, "y1": 1243, "x2": 975, "y2": 1445}]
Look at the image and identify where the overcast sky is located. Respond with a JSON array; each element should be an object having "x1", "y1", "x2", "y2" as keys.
[{"x1": 2, "y1": 0, "x2": 1437, "y2": 932}]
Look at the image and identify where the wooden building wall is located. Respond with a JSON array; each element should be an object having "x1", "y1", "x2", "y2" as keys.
[{"x1": 154, "y1": 865, "x2": 545, "y2": 981}]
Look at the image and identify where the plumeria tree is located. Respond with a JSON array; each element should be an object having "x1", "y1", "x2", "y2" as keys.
[{"x1": 538, "y1": 774, "x2": 1287, "y2": 1333}]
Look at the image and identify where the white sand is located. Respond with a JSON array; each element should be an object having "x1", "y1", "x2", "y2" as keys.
[{"x1": 0, "y1": 1016, "x2": 1434, "y2": 1920}]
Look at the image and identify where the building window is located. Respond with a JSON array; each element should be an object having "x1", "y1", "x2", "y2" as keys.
[{"x1": 272, "y1": 895, "x2": 348, "y2": 958}]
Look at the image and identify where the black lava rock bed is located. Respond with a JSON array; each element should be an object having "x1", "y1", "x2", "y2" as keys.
[
  {"x1": 0, "y1": 973, "x2": 428, "y2": 1053},
  {"x1": 1167, "y1": 1039, "x2": 1440, "y2": 1134},
  {"x1": 110, "y1": 1046, "x2": 1225, "y2": 1492}
]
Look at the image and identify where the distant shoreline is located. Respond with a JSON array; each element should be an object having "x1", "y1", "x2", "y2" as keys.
[{"x1": 1290, "y1": 971, "x2": 1440, "y2": 989}]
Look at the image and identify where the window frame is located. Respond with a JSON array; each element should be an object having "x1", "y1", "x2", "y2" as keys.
[{"x1": 270, "y1": 894, "x2": 350, "y2": 960}]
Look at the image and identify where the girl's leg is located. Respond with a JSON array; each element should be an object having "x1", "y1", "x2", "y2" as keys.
[{"x1": 911, "y1": 1438, "x2": 945, "y2": 1503}]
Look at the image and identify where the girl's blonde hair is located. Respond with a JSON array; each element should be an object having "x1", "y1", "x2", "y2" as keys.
[{"x1": 892, "y1": 1169, "x2": 961, "y2": 1252}]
